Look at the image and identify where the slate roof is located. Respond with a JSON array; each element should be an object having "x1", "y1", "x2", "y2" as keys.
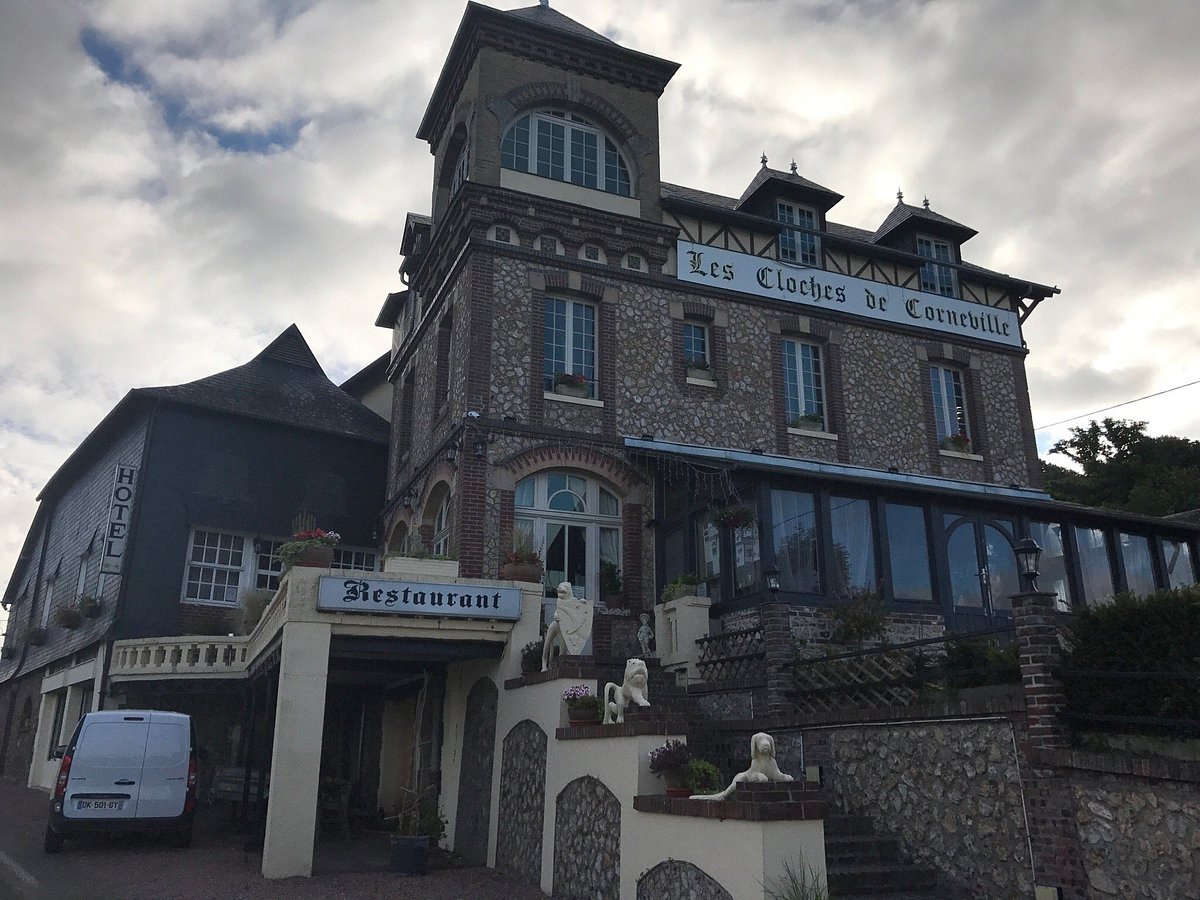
[
  {"x1": 140, "y1": 325, "x2": 389, "y2": 444},
  {"x1": 503, "y1": 3, "x2": 618, "y2": 46},
  {"x1": 872, "y1": 200, "x2": 977, "y2": 243},
  {"x1": 736, "y1": 166, "x2": 843, "y2": 209}
]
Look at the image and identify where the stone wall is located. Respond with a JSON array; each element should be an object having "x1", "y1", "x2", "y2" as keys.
[
  {"x1": 1072, "y1": 772, "x2": 1200, "y2": 898},
  {"x1": 554, "y1": 775, "x2": 621, "y2": 900},
  {"x1": 637, "y1": 859, "x2": 733, "y2": 900},
  {"x1": 454, "y1": 677, "x2": 497, "y2": 865},
  {"x1": 824, "y1": 719, "x2": 1032, "y2": 898},
  {"x1": 496, "y1": 719, "x2": 547, "y2": 887},
  {"x1": 789, "y1": 606, "x2": 945, "y2": 649}
]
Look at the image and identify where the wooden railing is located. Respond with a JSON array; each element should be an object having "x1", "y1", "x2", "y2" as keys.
[{"x1": 695, "y1": 625, "x2": 766, "y2": 683}]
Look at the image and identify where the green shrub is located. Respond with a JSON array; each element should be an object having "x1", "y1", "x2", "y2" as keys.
[
  {"x1": 520, "y1": 640, "x2": 543, "y2": 675},
  {"x1": 933, "y1": 638, "x2": 1020, "y2": 690},
  {"x1": 827, "y1": 590, "x2": 888, "y2": 645},
  {"x1": 682, "y1": 758, "x2": 722, "y2": 793}
]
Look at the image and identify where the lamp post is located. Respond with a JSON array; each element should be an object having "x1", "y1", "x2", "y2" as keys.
[
  {"x1": 1013, "y1": 538, "x2": 1042, "y2": 593},
  {"x1": 765, "y1": 566, "x2": 781, "y2": 596}
]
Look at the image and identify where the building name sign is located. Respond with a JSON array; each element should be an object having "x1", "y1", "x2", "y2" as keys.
[
  {"x1": 675, "y1": 241, "x2": 1021, "y2": 348},
  {"x1": 317, "y1": 577, "x2": 522, "y2": 621},
  {"x1": 100, "y1": 464, "x2": 138, "y2": 575}
]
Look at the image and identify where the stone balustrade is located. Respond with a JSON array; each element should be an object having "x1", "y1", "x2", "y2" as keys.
[{"x1": 109, "y1": 635, "x2": 250, "y2": 680}]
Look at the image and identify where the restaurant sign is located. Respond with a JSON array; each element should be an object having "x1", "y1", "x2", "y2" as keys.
[
  {"x1": 317, "y1": 576, "x2": 522, "y2": 620},
  {"x1": 676, "y1": 241, "x2": 1021, "y2": 348}
]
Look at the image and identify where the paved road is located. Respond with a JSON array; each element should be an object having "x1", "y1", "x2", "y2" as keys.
[{"x1": 0, "y1": 779, "x2": 548, "y2": 900}]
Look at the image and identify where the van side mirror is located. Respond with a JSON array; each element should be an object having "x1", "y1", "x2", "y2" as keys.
[{"x1": 52, "y1": 746, "x2": 65, "y2": 760}]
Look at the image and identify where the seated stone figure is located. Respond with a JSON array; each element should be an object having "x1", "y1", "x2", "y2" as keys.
[
  {"x1": 690, "y1": 731, "x2": 793, "y2": 800},
  {"x1": 602, "y1": 658, "x2": 650, "y2": 724},
  {"x1": 542, "y1": 581, "x2": 593, "y2": 671}
]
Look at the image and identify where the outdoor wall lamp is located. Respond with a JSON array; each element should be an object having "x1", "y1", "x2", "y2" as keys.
[
  {"x1": 765, "y1": 566, "x2": 781, "y2": 595},
  {"x1": 473, "y1": 435, "x2": 495, "y2": 458},
  {"x1": 445, "y1": 439, "x2": 460, "y2": 463},
  {"x1": 1014, "y1": 538, "x2": 1042, "y2": 592}
]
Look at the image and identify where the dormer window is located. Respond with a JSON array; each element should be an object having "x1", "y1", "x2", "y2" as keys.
[
  {"x1": 917, "y1": 236, "x2": 957, "y2": 297},
  {"x1": 502, "y1": 110, "x2": 632, "y2": 197},
  {"x1": 777, "y1": 201, "x2": 819, "y2": 267}
]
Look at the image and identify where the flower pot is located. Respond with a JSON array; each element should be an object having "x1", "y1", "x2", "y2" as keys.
[
  {"x1": 567, "y1": 703, "x2": 601, "y2": 726},
  {"x1": 500, "y1": 562, "x2": 543, "y2": 583},
  {"x1": 389, "y1": 834, "x2": 429, "y2": 875},
  {"x1": 554, "y1": 382, "x2": 589, "y2": 399},
  {"x1": 294, "y1": 545, "x2": 335, "y2": 568},
  {"x1": 662, "y1": 769, "x2": 689, "y2": 796}
]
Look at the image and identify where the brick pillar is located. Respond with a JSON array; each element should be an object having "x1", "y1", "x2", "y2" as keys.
[
  {"x1": 1012, "y1": 590, "x2": 1069, "y2": 751},
  {"x1": 760, "y1": 602, "x2": 794, "y2": 718}
]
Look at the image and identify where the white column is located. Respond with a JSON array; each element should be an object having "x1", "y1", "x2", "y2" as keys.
[
  {"x1": 28, "y1": 692, "x2": 60, "y2": 789},
  {"x1": 261, "y1": 620, "x2": 331, "y2": 879}
]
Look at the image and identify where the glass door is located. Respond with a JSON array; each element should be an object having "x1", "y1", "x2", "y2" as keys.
[
  {"x1": 544, "y1": 522, "x2": 587, "y2": 600},
  {"x1": 942, "y1": 514, "x2": 1018, "y2": 633}
]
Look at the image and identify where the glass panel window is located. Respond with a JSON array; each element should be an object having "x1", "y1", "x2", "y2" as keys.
[
  {"x1": 885, "y1": 504, "x2": 933, "y2": 602},
  {"x1": 450, "y1": 143, "x2": 469, "y2": 196},
  {"x1": 944, "y1": 516, "x2": 983, "y2": 608},
  {"x1": 683, "y1": 322, "x2": 708, "y2": 367},
  {"x1": 1119, "y1": 533, "x2": 1156, "y2": 597},
  {"x1": 782, "y1": 340, "x2": 825, "y2": 428},
  {"x1": 599, "y1": 488, "x2": 619, "y2": 518},
  {"x1": 931, "y1": 365, "x2": 969, "y2": 446},
  {"x1": 501, "y1": 110, "x2": 631, "y2": 197},
  {"x1": 1030, "y1": 522, "x2": 1073, "y2": 611},
  {"x1": 500, "y1": 115, "x2": 530, "y2": 171},
  {"x1": 256, "y1": 540, "x2": 283, "y2": 591},
  {"x1": 514, "y1": 477, "x2": 536, "y2": 509},
  {"x1": 548, "y1": 474, "x2": 587, "y2": 512},
  {"x1": 829, "y1": 496, "x2": 876, "y2": 597},
  {"x1": 74, "y1": 555, "x2": 89, "y2": 599},
  {"x1": 733, "y1": 523, "x2": 761, "y2": 593},
  {"x1": 917, "y1": 236, "x2": 956, "y2": 296},
  {"x1": 697, "y1": 520, "x2": 722, "y2": 605},
  {"x1": 432, "y1": 496, "x2": 451, "y2": 557},
  {"x1": 535, "y1": 117, "x2": 565, "y2": 181},
  {"x1": 771, "y1": 490, "x2": 820, "y2": 593},
  {"x1": 983, "y1": 522, "x2": 1018, "y2": 613},
  {"x1": 1075, "y1": 526, "x2": 1115, "y2": 606},
  {"x1": 185, "y1": 530, "x2": 244, "y2": 603},
  {"x1": 777, "y1": 201, "x2": 819, "y2": 267},
  {"x1": 1162, "y1": 538, "x2": 1196, "y2": 589},
  {"x1": 543, "y1": 298, "x2": 596, "y2": 396},
  {"x1": 332, "y1": 549, "x2": 377, "y2": 572}
]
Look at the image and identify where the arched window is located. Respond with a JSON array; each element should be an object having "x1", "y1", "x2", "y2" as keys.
[
  {"x1": 501, "y1": 110, "x2": 631, "y2": 197},
  {"x1": 424, "y1": 485, "x2": 452, "y2": 558},
  {"x1": 514, "y1": 471, "x2": 621, "y2": 601}
]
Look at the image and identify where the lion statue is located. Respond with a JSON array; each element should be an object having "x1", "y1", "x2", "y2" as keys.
[
  {"x1": 691, "y1": 731, "x2": 794, "y2": 800},
  {"x1": 602, "y1": 658, "x2": 651, "y2": 724}
]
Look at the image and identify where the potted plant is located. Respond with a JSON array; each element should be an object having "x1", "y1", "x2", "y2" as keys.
[
  {"x1": 277, "y1": 526, "x2": 341, "y2": 569},
  {"x1": 53, "y1": 603, "x2": 83, "y2": 630},
  {"x1": 686, "y1": 357, "x2": 715, "y2": 382},
  {"x1": 660, "y1": 573, "x2": 700, "y2": 604},
  {"x1": 562, "y1": 684, "x2": 602, "y2": 725},
  {"x1": 519, "y1": 640, "x2": 543, "y2": 675},
  {"x1": 553, "y1": 371, "x2": 590, "y2": 399},
  {"x1": 682, "y1": 758, "x2": 723, "y2": 795},
  {"x1": 789, "y1": 413, "x2": 824, "y2": 431},
  {"x1": 939, "y1": 432, "x2": 972, "y2": 453},
  {"x1": 388, "y1": 789, "x2": 446, "y2": 876},
  {"x1": 709, "y1": 504, "x2": 756, "y2": 530},
  {"x1": 500, "y1": 530, "x2": 543, "y2": 582},
  {"x1": 648, "y1": 739, "x2": 693, "y2": 796},
  {"x1": 79, "y1": 596, "x2": 102, "y2": 618},
  {"x1": 600, "y1": 561, "x2": 623, "y2": 607},
  {"x1": 25, "y1": 626, "x2": 47, "y2": 646}
]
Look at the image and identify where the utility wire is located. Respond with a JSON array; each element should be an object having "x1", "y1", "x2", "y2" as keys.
[{"x1": 1035, "y1": 379, "x2": 1200, "y2": 430}]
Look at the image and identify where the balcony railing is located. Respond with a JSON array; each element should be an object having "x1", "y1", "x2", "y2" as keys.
[{"x1": 110, "y1": 636, "x2": 250, "y2": 680}]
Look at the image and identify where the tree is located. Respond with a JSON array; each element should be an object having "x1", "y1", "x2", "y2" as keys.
[{"x1": 1044, "y1": 418, "x2": 1200, "y2": 517}]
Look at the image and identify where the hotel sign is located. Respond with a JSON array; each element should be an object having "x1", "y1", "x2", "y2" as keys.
[
  {"x1": 100, "y1": 464, "x2": 138, "y2": 575},
  {"x1": 676, "y1": 241, "x2": 1021, "y2": 348},
  {"x1": 317, "y1": 576, "x2": 522, "y2": 621}
]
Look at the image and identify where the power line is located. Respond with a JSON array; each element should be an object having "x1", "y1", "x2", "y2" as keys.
[{"x1": 1035, "y1": 379, "x2": 1200, "y2": 430}]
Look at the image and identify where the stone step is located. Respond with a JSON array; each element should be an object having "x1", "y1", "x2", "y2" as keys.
[
  {"x1": 824, "y1": 834, "x2": 903, "y2": 866},
  {"x1": 823, "y1": 813, "x2": 877, "y2": 836},
  {"x1": 826, "y1": 863, "x2": 938, "y2": 895}
]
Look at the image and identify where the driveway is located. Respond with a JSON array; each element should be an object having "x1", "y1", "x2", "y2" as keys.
[{"x1": 0, "y1": 780, "x2": 548, "y2": 900}]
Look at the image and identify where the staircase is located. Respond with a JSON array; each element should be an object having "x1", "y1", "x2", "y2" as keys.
[{"x1": 825, "y1": 811, "x2": 949, "y2": 899}]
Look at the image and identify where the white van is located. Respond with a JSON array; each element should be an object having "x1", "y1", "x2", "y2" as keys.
[{"x1": 44, "y1": 710, "x2": 197, "y2": 853}]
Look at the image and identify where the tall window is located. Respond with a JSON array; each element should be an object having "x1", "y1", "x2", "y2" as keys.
[
  {"x1": 1075, "y1": 526, "x2": 1115, "y2": 606},
  {"x1": 185, "y1": 530, "x2": 244, "y2": 604},
  {"x1": 1162, "y1": 538, "x2": 1196, "y2": 589},
  {"x1": 917, "y1": 236, "x2": 956, "y2": 297},
  {"x1": 1029, "y1": 522, "x2": 1073, "y2": 611},
  {"x1": 782, "y1": 340, "x2": 825, "y2": 429},
  {"x1": 501, "y1": 110, "x2": 631, "y2": 196},
  {"x1": 255, "y1": 540, "x2": 283, "y2": 590},
  {"x1": 513, "y1": 472, "x2": 621, "y2": 601},
  {"x1": 771, "y1": 490, "x2": 819, "y2": 593},
  {"x1": 930, "y1": 365, "x2": 969, "y2": 446},
  {"x1": 885, "y1": 503, "x2": 933, "y2": 602},
  {"x1": 683, "y1": 321, "x2": 709, "y2": 368},
  {"x1": 777, "y1": 201, "x2": 819, "y2": 267},
  {"x1": 431, "y1": 494, "x2": 451, "y2": 558},
  {"x1": 544, "y1": 298, "x2": 596, "y2": 397},
  {"x1": 449, "y1": 143, "x2": 469, "y2": 196}
]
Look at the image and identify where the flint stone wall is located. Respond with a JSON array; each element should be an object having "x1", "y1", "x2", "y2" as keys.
[
  {"x1": 454, "y1": 677, "x2": 497, "y2": 866},
  {"x1": 1073, "y1": 772, "x2": 1200, "y2": 899},
  {"x1": 826, "y1": 720, "x2": 1032, "y2": 898},
  {"x1": 496, "y1": 719, "x2": 547, "y2": 886},
  {"x1": 637, "y1": 859, "x2": 733, "y2": 900},
  {"x1": 554, "y1": 775, "x2": 620, "y2": 900}
]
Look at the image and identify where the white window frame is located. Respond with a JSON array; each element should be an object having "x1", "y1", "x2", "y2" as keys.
[
  {"x1": 782, "y1": 339, "x2": 826, "y2": 429},
  {"x1": 930, "y1": 365, "x2": 969, "y2": 444},
  {"x1": 917, "y1": 235, "x2": 957, "y2": 297},
  {"x1": 683, "y1": 321, "x2": 709, "y2": 368},
  {"x1": 183, "y1": 529, "x2": 247, "y2": 605},
  {"x1": 501, "y1": 109, "x2": 632, "y2": 197},
  {"x1": 543, "y1": 297, "x2": 597, "y2": 397},
  {"x1": 777, "y1": 200, "x2": 820, "y2": 267}
]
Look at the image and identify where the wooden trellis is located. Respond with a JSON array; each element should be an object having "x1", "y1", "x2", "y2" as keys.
[
  {"x1": 695, "y1": 626, "x2": 767, "y2": 682},
  {"x1": 789, "y1": 648, "x2": 920, "y2": 716}
]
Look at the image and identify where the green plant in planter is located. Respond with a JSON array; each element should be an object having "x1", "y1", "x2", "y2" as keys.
[
  {"x1": 827, "y1": 589, "x2": 889, "y2": 646},
  {"x1": 562, "y1": 684, "x2": 602, "y2": 720},
  {"x1": 520, "y1": 640, "x2": 544, "y2": 675},
  {"x1": 789, "y1": 413, "x2": 825, "y2": 430},
  {"x1": 52, "y1": 603, "x2": 83, "y2": 630},
  {"x1": 682, "y1": 758, "x2": 723, "y2": 794},
  {"x1": 600, "y1": 562, "x2": 623, "y2": 596},
  {"x1": 939, "y1": 432, "x2": 972, "y2": 453},
  {"x1": 660, "y1": 574, "x2": 700, "y2": 604},
  {"x1": 79, "y1": 596, "x2": 102, "y2": 618},
  {"x1": 648, "y1": 739, "x2": 692, "y2": 779},
  {"x1": 276, "y1": 527, "x2": 341, "y2": 568}
]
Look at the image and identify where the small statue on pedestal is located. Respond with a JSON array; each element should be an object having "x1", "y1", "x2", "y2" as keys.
[
  {"x1": 602, "y1": 658, "x2": 650, "y2": 724},
  {"x1": 542, "y1": 581, "x2": 594, "y2": 671},
  {"x1": 637, "y1": 612, "x2": 654, "y2": 657}
]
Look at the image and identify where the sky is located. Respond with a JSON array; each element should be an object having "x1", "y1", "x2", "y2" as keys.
[{"x1": 2, "y1": 0, "x2": 1200, "y2": 634}]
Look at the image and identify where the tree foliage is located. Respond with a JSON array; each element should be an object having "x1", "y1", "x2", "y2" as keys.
[{"x1": 1044, "y1": 418, "x2": 1200, "y2": 517}]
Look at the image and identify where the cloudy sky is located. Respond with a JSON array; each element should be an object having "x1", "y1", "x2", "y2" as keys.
[{"x1": 2, "y1": 0, "x2": 1199, "y2": 632}]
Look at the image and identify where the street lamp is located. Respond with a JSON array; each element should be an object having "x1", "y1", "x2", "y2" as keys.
[
  {"x1": 765, "y1": 566, "x2": 781, "y2": 595},
  {"x1": 1013, "y1": 538, "x2": 1042, "y2": 592}
]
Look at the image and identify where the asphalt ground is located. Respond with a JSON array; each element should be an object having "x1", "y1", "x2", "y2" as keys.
[{"x1": 0, "y1": 779, "x2": 548, "y2": 900}]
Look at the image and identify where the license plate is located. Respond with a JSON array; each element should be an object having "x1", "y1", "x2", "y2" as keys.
[{"x1": 76, "y1": 799, "x2": 124, "y2": 811}]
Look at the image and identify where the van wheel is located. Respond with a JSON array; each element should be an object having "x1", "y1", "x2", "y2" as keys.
[
  {"x1": 169, "y1": 828, "x2": 193, "y2": 849},
  {"x1": 43, "y1": 826, "x2": 64, "y2": 854}
]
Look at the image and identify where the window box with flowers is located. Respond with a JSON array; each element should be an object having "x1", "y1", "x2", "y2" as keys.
[
  {"x1": 939, "y1": 432, "x2": 980, "y2": 457},
  {"x1": 53, "y1": 603, "x2": 83, "y2": 630},
  {"x1": 500, "y1": 530, "x2": 544, "y2": 583},
  {"x1": 80, "y1": 596, "x2": 102, "y2": 618},
  {"x1": 553, "y1": 371, "x2": 590, "y2": 399},
  {"x1": 562, "y1": 684, "x2": 602, "y2": 725},
  {"x1": 789, "y1": 413, "x2": 825, "y2": 432},
  {"x1": 277, "y1": 527, "x2": 341, "y2": 570},
  {"x1": 685, "y1": 357, "x2": 716, "y2": 384}
]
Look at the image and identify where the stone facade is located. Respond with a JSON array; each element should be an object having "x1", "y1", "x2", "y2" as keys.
[
  {"x1": 455, "y1": 677, "x2": 498, "y2": 866},
  {"x1": 553, "y1": 775, "x2": 621, "y2": 900},
  {"x1": 637, "y1": 859, "x2": 733, "y2": 900},
  {"x1": 825, "y1": 720, "x2": 1032, "y2": 898},
  {"x1": 1073, "y1": 772, "x2": 1200, "y2": 898},
  {"x1": 496, "y1": 719, "x2": 547, "y2": 887}
]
